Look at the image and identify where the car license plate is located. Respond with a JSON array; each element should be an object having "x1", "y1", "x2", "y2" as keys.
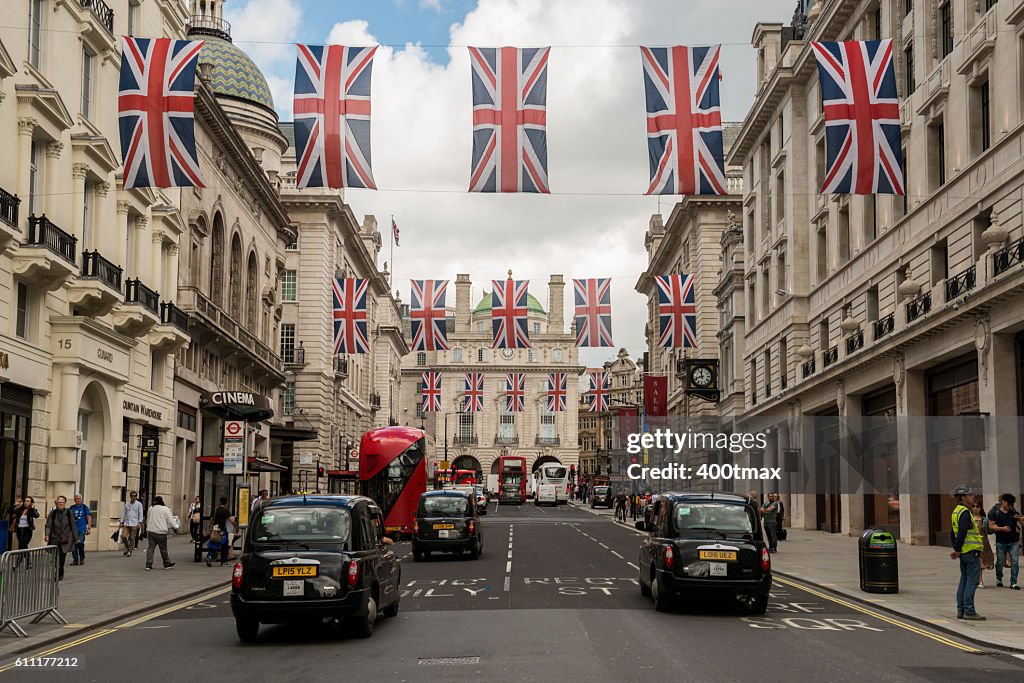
[
  {"x1": 709, "y1": 562, "x2": 728, "y2": 577},
  {"x1": 272, "y1": 565, "x2": 317, "y2": 578},
  {"x1": 433, "y1": 523, "x2": 455, "y2": 529},
  {"x1": 282, "y1": 580, "x2": 304, "y2": 596},
  {"x1": 438, "y1": 530, "x2": 451, "y2": 539},
  {"x1": 699, "y1": 550, "x2": 737, "y2": 561}
]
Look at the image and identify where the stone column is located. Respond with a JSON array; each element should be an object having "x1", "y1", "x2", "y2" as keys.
[
  {"x1": 70, "y1": 162, "x2": 88, "y2": 244},
  {"x1": 116, "y1": 201, "x2": 131, "y2": 269},
  {"x1": 51, "y1": 365, "x2": 82, "y2": 478},
  {"x1": 977, "y1": 321, "x2": 1021, "y2": 506},
  {"x1": 895, "y1": 353, "x2": 930, "y2": 544},
  {"x1": 44, "y1": 141, "x2": 63, "y2": 218},
  {"x1": 16, "y1": 118, "x2": 36, "y2": 224},
  {"x1": 166, "y1": 244, "x2": 180, "y2": 301},
  {"x1": 133, "y1": 215, "x2": 149, "y2": 281},
  {"x1": 95, "y1": 181, "x2": 112, "y2": 255},
  {"x1": 151, "y1": 230, "x2": 165, "y2": 297}
]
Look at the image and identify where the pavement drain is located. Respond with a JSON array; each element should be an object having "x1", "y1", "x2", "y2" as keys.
[{"x1": 417, "y1": 657, "x2": 481, "y2": 666}]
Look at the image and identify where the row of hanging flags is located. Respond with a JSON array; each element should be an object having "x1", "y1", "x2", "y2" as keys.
[
  {"x1": 419, "y1": 368, "x2": 608, "y2": 413},
  {"x1": 118, "y1": 37, "x2": 904, "y2": 195},
  {"x1": 334, "y1": 275, "x2": 695, "y2": 354}
]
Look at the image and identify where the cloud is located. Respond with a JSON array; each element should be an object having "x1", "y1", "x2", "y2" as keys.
[
  {"x1": 224, "y1": 0, "x2": 302, "y2": 67},
  {"x1": 419, "y1": 0, "x2": 443, "y2": 11}
]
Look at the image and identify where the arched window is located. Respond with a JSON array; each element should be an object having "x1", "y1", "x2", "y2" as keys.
[
  {"x1": 246, "y1": 251, "x2": 258, "y2": 331},
  {"x1": 210, "y1": 215, "x2": 224, "y2": 306},
  {"x1": 229, "y1": 233, "x2": 242, "y2": 320}
]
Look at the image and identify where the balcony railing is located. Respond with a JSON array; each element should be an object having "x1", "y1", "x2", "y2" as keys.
[
  {"x1": 495, "y1": 434, "x2": 519, "y2": 445},
  {"x1": 453, "y1": 434, "x2": 478, "y2": 445},
  {"x1": 0, "y1": 187, "x2": 20, "y2": 229},
  {"x1": 803, "y1": 358, "x2": 816, "y2": 378},
  {"x1": 80, "y1": 0, "x2": 114, "y2": 34},
  {"x1": 823, "y1": 346, "x2": 839, "y2": 368},
  {"x1": 160, "y1": 301, "x2": 189, "y2": 333},
  {"x1": 906, "y1": 292, "x2": 932, "y2": 323},
  {"x1": 536, "y1": 436, "x2": 560, "y2": 446},
  {"x1": 873, "y1": 313, "x2": 895, "y2": 340},
  {"x1": 124, "y1": 278, "x2": 159, "y2": 315},
  {"x1": 334, "y1": 357, "x2": 349, "y2": 376},
  {"x1": 27, "y1": 215, "x2": 77, "y2": 265},
  {"x1": 944, "y1": 265, "x2": 977, "y2": 301},
  {"x1": 846, "y1": 330, "x2": 864, "y2": 355},
  {"x1": 177, "y1": 286, "x2": 282, "y2": 372},
  {"x1": 993, "y1": 237, "x2": 1024, "y2": 276},
  {"x1": 81, "y1": 250, "x2": 122, "y2": 291},
  {"x1": 187, "y1": 14, "x2": 231, "y2": 39}
]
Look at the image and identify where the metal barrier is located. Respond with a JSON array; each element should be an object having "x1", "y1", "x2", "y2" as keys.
[{"x1": 0, "y1": 546, "x2": 66, "y2": 637}]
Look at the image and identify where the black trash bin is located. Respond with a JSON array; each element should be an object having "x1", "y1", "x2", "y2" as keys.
[{"x1": 858, "y1": 528, "x2": 898, "y2": 593}]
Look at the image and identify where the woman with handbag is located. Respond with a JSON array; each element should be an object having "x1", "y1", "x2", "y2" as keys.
[
  {"x1": 206, "y1": 496, "x2": 234, "y2": 567},
  {"x1": 187, "y1": 496, "x2": 203, "y2": 543},
  {"x1": 44, "y1": 496, "x2": 79, "y2": 580},
  {"x1": 973, "y1": 501, "x2": 996, "y2": 588},
  {"x1": 8, "y1": 497, "x2": 39, "y2": 549}
]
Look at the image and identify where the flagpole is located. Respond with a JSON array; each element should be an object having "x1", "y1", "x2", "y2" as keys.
[{"x1": 390, "y1": 214, "x2": 395, "y2": 287}]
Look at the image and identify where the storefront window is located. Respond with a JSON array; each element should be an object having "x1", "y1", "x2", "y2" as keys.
[
  {"x1": 862, "y1": 387, "x2": 898, "y2": 533},
  {"x1": 0, "y1": 385, "x2": 33, "y2": 547}
]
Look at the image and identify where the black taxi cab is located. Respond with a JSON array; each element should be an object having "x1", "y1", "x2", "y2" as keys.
[
  {"x1": 412, "y1": 490, "x2": 482, "y2": 561},
  {"x1": 590, "y1": 485, "x2": 613, "y2": 508},
  {"x1": 230, "y1": 495, "x2": 400, "y2": 642},
  {"x1": 636, "y1": 492, "x2": 771, "y2": 614}
]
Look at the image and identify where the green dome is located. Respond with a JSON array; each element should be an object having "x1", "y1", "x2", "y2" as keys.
[
  {"x1": 474, "y1": 291, "x2": 546, "y2": 315},
  {"x1": 197, "y1": 36, "x2": 275, "y2": 112}
]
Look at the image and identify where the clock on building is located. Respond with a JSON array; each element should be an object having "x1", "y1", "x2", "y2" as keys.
[
  {"x1": 682, "y1": 359, "x2": 720, "y2": 403},
  {"x1": 501, "y1": 348, "x2": 515, "y2": 360}
]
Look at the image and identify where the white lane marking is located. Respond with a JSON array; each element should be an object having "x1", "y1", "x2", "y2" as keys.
[
  {"x1": 598, "y1": 542, "x2": 609, "y2": 549},
  {"x1": 627, "y1": 562, "x2": 639, "y2": 570},
  {"x1": 611, "y1": 551, "x2": 624, "y2": 559},
  {"x1": 507, "y1": 550, "x2": 513, "y2": 559},
  {"x1": 506, "y1": 561, "x2": 512, "y2": 573},
  {"x1": 504, "y1": 576, "x2": 511, "y2": 592}
]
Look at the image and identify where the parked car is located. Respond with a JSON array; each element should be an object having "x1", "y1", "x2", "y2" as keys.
[
  {"x1": 412, "y1": 490, "x2": 482, "y2": 561},
  {"x1": 230, "y1": 495, "x2": 400, "y2": 642},
  {"x1": 637, "y1": 492, "x2": 771, "y2": 614},
  {"x1": 590, "y1": 485, "x2": 613, "y2": 508}
]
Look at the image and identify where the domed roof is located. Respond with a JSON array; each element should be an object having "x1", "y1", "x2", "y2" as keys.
[
  {"x1": 197, "y1": 35, "x2": 275, "y2": 112},
  {"x1": 474, "y1": 291, "x2": 546, "y2": 315}
]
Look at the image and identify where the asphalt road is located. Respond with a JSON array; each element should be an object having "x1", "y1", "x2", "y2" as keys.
[{"x1": 4, "y1": 502, "x2": 1024, "y2": 682}]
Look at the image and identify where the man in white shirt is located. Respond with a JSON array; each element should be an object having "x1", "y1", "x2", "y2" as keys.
[
  {"x1": 119, "y1": 491, "x2": 144, "y2": 557},
  {"x1": 144, "y1": 496, "x2": 178, "y2": 571}
]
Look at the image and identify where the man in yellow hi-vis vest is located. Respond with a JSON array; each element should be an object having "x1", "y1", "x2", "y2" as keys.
[{"x1": 949, "y1": 483, "x2": 986, "y2": 621}]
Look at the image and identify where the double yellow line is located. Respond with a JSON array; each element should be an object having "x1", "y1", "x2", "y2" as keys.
[
  {"x1": 0, "y1": 587, "x2": 231, "y2": 673},
  {"x1": 773, "y1": 576, "x2": 980, "y2": 653}
]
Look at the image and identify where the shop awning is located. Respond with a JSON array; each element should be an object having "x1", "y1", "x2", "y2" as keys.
[
  {"x1": 196, "y1": 455, "x2": 288, "y2": 473},
  {"x1": 327, "y1": 470, "x2": 359, "y2": 478},
  {"x1": 270, "y1": 425, "x2": 319, "y2": 442}
]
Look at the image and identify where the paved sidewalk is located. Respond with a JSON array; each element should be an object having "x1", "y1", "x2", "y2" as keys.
[
  {"x1": 0, "y1": 534, "x2": 229, "y2": 658},
  {"x1": 568, "y1": 499, "x2": 1024, "y2": 652}
]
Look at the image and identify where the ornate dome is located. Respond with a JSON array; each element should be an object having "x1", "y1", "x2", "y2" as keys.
[
  {"x1": 196, "y1": 35, "x2": 275, "y2": 113},
  {"x1": 473, "y1": 291, "x2": 546, "y2": 316}
]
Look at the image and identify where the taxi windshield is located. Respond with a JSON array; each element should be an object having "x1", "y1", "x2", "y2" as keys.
[
  {"x1": 251, "y1": 507, "x2": 351, "y2": 544},
  {"x1": 593, "y1": 486, "x2": 610, "y2": 494},
  {"x1": 673, "y1": 503, "x2": 754, "y2": 536},
  {"x1": 420, "y1": 496, "x2": 471, "y2": 516}
]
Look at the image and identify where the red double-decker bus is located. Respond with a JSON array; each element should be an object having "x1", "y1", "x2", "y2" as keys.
[
  {"x1": 497, "y1": 455, "x2": 527, "y2": 504},
  {"x1": 359, "y1": 426, "x2": 429, "y2": 536},
  {"x1": 436, "y1": 469, "x2": 477, "y2": 487}
]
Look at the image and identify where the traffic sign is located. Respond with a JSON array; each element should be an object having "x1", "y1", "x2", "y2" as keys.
[{"x1": 224, "y1": 420, "x2": 245, "y2": 442}]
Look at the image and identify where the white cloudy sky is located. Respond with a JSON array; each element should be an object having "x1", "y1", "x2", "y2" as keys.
[{"x1": 224, "y1": 0, "x2": 795, "y2": 367}]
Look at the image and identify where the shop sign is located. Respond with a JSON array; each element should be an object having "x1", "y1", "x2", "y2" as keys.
[{"x1": 123, "y1": 399, "x2": 163, "y2": 421}]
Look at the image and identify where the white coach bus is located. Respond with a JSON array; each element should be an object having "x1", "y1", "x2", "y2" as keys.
[{"x1": 535, "y1": 463, "x2": 569, "y2": 504}]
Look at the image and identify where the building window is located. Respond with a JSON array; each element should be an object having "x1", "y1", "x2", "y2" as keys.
[
  {"x1": 81, "y1": 49, "x2": 94, "y2": 119},
  {"x1": 528, "y1": 349, "x2": 537, "y2": 362},
  {"x1": 177, "y1": 408, "x2": 197, "y2": 432},
  {"x1": 777, "y1": 251, "x2": 787, "y2": 294},
  {"x1": 452, "y1": 348, "x2": 463, "y2": 363},
  {"x1": 930, "y1": 119, "x2": 946, "y2": 188},
  {"x1": 815, "y1": 138, "x2": 826, "y2": 192},
  {"x1": 819, "y1": 318, "x2": 830, "y2": 352},
  {"x1": 533, "y1": 322, "x2": 541, "y2": 334},
  {"x1": 553, "y1": 348, "x2": 563, "y2": 362},
  {"x1": 779, "y1": 337, "x2": 788, "y2": 389},
  {"x1": 127, "y1": 0, "x2": 139, "y2": 36},
  {"x1": 775, "y1": 171, "x2": 785, "y2": 227},
  {"x1": 458, "y1": 412, "x2": 474, "y2": 440},
  {"x1": 280, "y1": 323, "x2": 295, "y2": 363},
  {"x1": 283, "y1": 382, "x2": 296, "y2": 416},
  {"x1": 971, "y1": 79, "x2": 991, "y2": 156},
  {"x1": 286, "y1": 234, "x2": 298, "y2": 250},
  {"x1": 838, "y1": 206, "x2": 851, "y2": 263},
  {"x1": 416, "y1": 351, "x2": 426, "y2": 366},
  {"x1": 540, "y1": 410, "x2": 556, "y2": 440},
  {"x1": 499, "y1": 404, "x2": 516, "y2": 440},
  {"x1": 28, "y1": 0, "x2": 42, "y2": 70},
  {"x1": 15, "y1": 282, "x2": 30, "y2": 340},
  {"x1": 477, "y1": 349, "x2": 486, "y2": 363},
  {"x1": 904, "y1": 44, "x2": 915, "y2": 95},
  {"x1": 904, "y1": 0, "x2": 912, "y2": 16},
  {"x1": 28, "y1": 140, "x2": 40, "y2": 217},
  {"x1": 865, "y1": 195, "x2": 876, "y2": 244},
  {"x1": 281, "y1": 270, "x2": 297, "y2": 301},
  {"x1": 931, "y1": 239, "x2": 948, "y2": 286},
  {"x1": 476, "y1": 322, "x2": 484, "y2": 333},
  {"x1": 867, "y1": 284, "x2": 879, "y2": 322},
  {"x1": 81, "y1": 181, "x2": 92, "y2": 250},
  {"x1": 873, "y1": 5, "x2": 881, "y2": 41},
  {"x1": 940, "y1": 2, "x2": 953, "y2": 59}
]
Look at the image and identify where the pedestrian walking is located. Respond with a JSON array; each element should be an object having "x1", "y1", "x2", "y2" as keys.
[
  {"x1": 251, "y1": 490, "x2": 270, "y2": 515},
  {"x1": 8, "y1": 497, "x2": 39, "y2": 550},
  {"x1": 950, "y1": 484, "x2": 986, "y2": 621},
  {"x1": 987, "y1": 493, "x2": 1021, "y2": 590},
  {"x1": 43, "y1": 496, "x2": 78, "y2": 580},
  {"x1": 188, "y1": 496, "x2": 203, "y2": 542},
  {"x1": 206, "y1": 496, "x2": 234, "y2": 567},
  {"x1": 144, "y1": 496, "x2": 178, "y2": 571},
  {"x1": 972, "y1": 500, "x2": 995, "y2": 588},
  {"x1": 774, "y1": 493, "x2": 786, "y2": 540},
  {"x1": 69, "y1": 494, "x2": 91, "y2": 565},
  {"x1": 614, "y1": 491, "x2": 627, "y2": 522},
  {"x1": 760, "y1": 494, "x2": 779, "y2": 553},
  {"x1": 119, "y1": 491, "x2": 144, "y2": 557}
]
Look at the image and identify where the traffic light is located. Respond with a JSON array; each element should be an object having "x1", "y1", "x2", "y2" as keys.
[{"x1": 317, "y1": 466, "x2": 325, "y2": 478}]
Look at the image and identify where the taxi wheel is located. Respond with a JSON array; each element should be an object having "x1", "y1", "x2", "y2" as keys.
[
  {"x1": 383, "y1": 594, "x2": 400, "y2": 618},
  {"x1": 235, "y1": 617, "x2": 259, "y2": 643},
  {"x1": 350, "y1": 595, "x2": 377, "y2": 638},
  {"x1": 469, "y1": 541, "x2": 480, "y2": 560},
  {"x1": 651, "y1": 574, "x2": 673, "y2": 612},
  {"x1": 640, "y1": 573, "x2": 651, "y2": 597},
  {"x1": 749, "y1": 593, "x2": 769, "y2": 615},
  {"x1": 413, "y1": 550, "x2": 423, "y2": 562}
]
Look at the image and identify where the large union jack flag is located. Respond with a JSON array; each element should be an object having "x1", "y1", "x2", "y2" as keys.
[
  {"x1": 118, "y1": 37, "x2": 205, "y2": 189},
  {"x1": 464, "y1": 372, "x2": 484, "y2": 413},
  {"x1": 812, "y1": 39, "x2": 904, "y2": 195},
  {"x1": 655, "y1": 274, "x2": 697, "y2": 349},
  {"x1": 505, "y1": 372, "x2": 525, "y2": 413},
  {"x1": 469, "y1": 47, "x2": 550, "y2": 193},
  {"x1": 491, "y1": 279, "x2": 532, "y2": 349},
  {"x1": 641, "y1": 45, "x2": 725, "y2": 196},
  {"x1": 573, "y1": 278, "x2": 614, "y2": 347},
  {"x1": 332, "y1": 277, "x2": 370, "y2": 354},
  {"x1": 294, "y1": 44, "x2": 377, "y2": 190},
  {"x1": 410, "y1": 279, "x2": 450, "y2": 352},
  {"x1": 421, "y1": 371, "x2": 442, "y2": 412},
  {"x1": 546, "y1": 373, "x2": 567, "y2": 413},
  {"x1": 587, "y1": 370, "x2": 610, "y2": 413}
]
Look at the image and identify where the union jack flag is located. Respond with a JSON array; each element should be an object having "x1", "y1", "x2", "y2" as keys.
[
  {"x1": 546, "y1": 373, "x2": 567, "y2": 413},
  {"x1": 587, "y1": 371, "x2": 610, "y2": 413},
  {"x1": 655, "y1": 274, "x2": 697, "y2": 349},
  {"x1": 469, "y1": 46, "x2": 550, "y2": 193},
  {"x1": 410, "y1": 280, "x2": 450, "y2": 352},
  {"x1": 573, "y1": 278, "x2": 613, "y2": 348},
  {"x1": 812, "y1": 39, "x2": 904, "y2": 195},
  {"x1": 505, "y1": 372, "x2": 525, "y2": 413},
  {"x1": 421, "y1": 371, "x2": 442, "y2": 413},
  {"x1": 332, "y1": 277, "x2": 370, "y2": 354},
  {"x1": 464, "y1": 372, "x2": 484, "y2": 413},
  {"x1": 294, "y1": 44, "x2": 377, "y2": 190},
  {"x1": 118, "y1": 37, "x2": 205, "y2": 189},
  {"x1": 641, "y1": 45, "x2": 725, "y2": 196},
  {"x1": 491, "y1": 279, "x2": 531, "y2": 349}
]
